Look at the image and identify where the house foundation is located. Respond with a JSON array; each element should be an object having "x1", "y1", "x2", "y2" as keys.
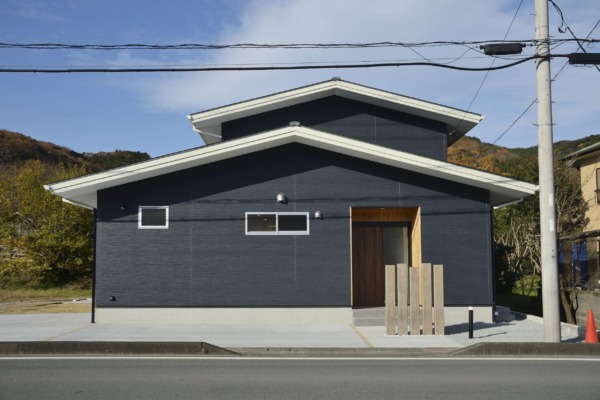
[{"x1": 94, "y1": 306, "x2": 492, "y2": 325}]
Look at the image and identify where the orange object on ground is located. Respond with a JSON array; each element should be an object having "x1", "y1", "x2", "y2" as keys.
[{"x1": 585, "y1": 309, "x2": 599, "y2": 343}]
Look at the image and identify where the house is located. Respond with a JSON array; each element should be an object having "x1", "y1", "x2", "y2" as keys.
[
  {"x1": 561, "y1": 143, "x2": 600, "y2": 324},
  {"x1": 563, "y1": 142, "x2": 600, "y2": 235},
  {"x1": 45, "y1": 78, "x2": 536, "y2": 325}
]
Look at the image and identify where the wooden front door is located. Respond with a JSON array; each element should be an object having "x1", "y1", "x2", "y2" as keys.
[
  {"x1": 351, "y1": 207, "x2": 420, "y2": 308},
  {"x1": 352, "y1": 225, "x2": 383, "y2": 307}
]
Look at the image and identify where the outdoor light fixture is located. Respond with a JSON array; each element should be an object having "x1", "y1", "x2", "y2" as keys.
[
  {"x1": 108, "y1": 296, "x2": 116, "y2": 302},
  {"x1": 276, "y1": 193, "x2": 287, "y2": 204},
  {"x1": 120, "y1": 204, "x2": 128, "y2": 211},
  {"x1": 289, "y1": 121, "x2": 300, "y2": 127},
  {"x1": 315, "y1": 211, "x2": 323, "y2": 219}
]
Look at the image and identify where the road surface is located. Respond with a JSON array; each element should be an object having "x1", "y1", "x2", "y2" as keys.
[{"x1": 1, "y1": 357, "x2": 598, "y2": 399}]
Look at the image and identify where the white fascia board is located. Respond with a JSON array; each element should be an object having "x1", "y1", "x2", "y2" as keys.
[
  {"x1": 188, "y1": 80, "x2": 483, "y2": 141},
  {"x1": 46, "y1": 126, "x2": 534, "y2": 209},
  {"x1": 293, "y1": 128, "x2": 536, "y2": 200},
  {"x1": 45, "y1": 129, "x2": 300, "y2": 208},
  {"x1": 62, "y1": 198, "x2": 95, "y2": 210},
  {"x1": 331, "y1": 81, "x2": 483, "y2": 128}
]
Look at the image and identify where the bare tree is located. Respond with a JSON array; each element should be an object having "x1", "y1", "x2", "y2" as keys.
[{"x1": 494, "y1": 157, "x2": 586, "y2": 323}]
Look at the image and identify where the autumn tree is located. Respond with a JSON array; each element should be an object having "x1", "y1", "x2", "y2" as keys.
[
  {"x1": 0, "y1": 160, "x2": 93, "y2": 287},
  {"x1": 494, "y1": 157, "x2": 541, "y2": 295},
  {"x1": 494, "y1": 156, "x2": 586, "y2": 323}
]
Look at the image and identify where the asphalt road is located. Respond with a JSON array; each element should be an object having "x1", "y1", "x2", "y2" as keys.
[{"x1": 1, "y1": 357, "x2": 599, "y2": 400}]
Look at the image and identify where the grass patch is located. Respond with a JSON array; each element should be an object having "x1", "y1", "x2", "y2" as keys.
[
  {"x1": 497, "y1": 291, "x2": 542, "y2": 317},
  {"x1": 0, "y1": 287, "x2": 91, "y2": 302},
  {"x1": 0, "y1": 287, "x2": 92, "y2": 314},
  {"x1": 0, "y1": 301, "x2": 91, "y2": 314},
  {"x1": 496, "y1": 272, "x2": 543, "y2": 316}
]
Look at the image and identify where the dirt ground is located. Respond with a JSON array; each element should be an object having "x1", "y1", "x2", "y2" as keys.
[{"x1": 0, "y1": 300, "x2": 91, "y2": 314}]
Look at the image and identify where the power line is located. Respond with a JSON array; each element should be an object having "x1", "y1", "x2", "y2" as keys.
[
  {"x1": 0, "y1": 38, "x2": 596, "y2": 51},
  {"x1": 0, "y1": 56, "x2": 552, "y2": 73},
  {"x1": 452, "y1": 0, "x2": 525, "y2": 136},
  {"x1": 549, "y1": 0, "x2": 600, "y2": 73},
  {"x1": 492, "y1": 2, "x2": 599, "y2": 145},
  {"x1": 492, "y1": 99, "x2": 536, "y2": 145}
]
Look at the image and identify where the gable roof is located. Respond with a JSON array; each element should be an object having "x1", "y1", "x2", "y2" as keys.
[
  {"x1": 187, "y1": 78, "x2": 484, "y2": 145},
  {"x1": 46, "y1": 125, "x2": 535, "y2": 209},
  {"x1": 560, "y1": 141, "x2": 600, "y2": 167}
]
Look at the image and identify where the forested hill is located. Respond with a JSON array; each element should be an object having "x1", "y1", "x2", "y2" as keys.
[
  {"x1": 0, "y1": 129, "x2": 150, "y2": 172},
  {"x1": 448, "y1": 133, "x2": 600, "y2": 174},
  {"x1": 3, "y1": 127, "x2": 600, "y2": 176},
  {"x1": 508, "y1": 133, "x2": 600, "y2": 159}
]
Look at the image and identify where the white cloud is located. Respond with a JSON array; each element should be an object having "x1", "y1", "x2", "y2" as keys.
[
  {"x1": 9, "y1": 0, "x2": 66, "y2": 22},
  {"x1": 124, "y1": 0, "x2": 600, "y2": 147}
]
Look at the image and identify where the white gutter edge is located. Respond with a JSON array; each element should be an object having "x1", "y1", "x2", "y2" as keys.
[
  {"x1": 493, "y1": 198, "x2": 524, "y2": 210},
  {"x1": 62, "y1": 198, "x2": 94, "y2": 210}
]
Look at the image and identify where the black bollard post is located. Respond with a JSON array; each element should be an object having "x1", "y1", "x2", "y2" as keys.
[{"x1": 468, "y1": 306, "x2": 474, "y2": 339}]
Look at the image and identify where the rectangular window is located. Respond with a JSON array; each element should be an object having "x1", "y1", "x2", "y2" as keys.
[
  {"x1": 139, "y1": 206, "x2": 169, "y2": 229},
  {"x1": 245, "y1": 212, "x2": 309, "y2": 235}
]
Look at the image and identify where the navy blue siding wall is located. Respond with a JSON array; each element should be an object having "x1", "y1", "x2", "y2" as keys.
[
  {"x1": 222, "y1": 96, "x2": 448, "y2": 160},
  {"x1": 95, "y1": 143, "x2": 492, "y2": 308}
]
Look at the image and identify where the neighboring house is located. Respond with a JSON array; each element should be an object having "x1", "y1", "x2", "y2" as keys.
[
  {"x1": 561, "y1": 143, "x2": 600, "y2": 324},
  {"x1": 564, "y1": 142, "x2": 600, "y2": 234},
  {"x1": 45, "y1": 78, "x2": 536, "y2": 325}
]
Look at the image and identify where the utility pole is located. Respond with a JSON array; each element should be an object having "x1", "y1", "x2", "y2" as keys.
[{"x1": 535, "y1": 0, "x2": 561, "y2": 342}]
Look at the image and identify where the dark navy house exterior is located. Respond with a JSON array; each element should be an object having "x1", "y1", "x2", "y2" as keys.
[{"x1": 46, "y1": 79, "x2": 535, "y2": 324}]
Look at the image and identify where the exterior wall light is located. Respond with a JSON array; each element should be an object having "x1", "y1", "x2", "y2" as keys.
[
  {"x1": 108, "y1": 296, "x2": 116, "y2": 302},
  {"x1": 315, "y1": 211, "x2": 323, "y2": 219},
  {"x1": 276, "y1": 193, "x2": 287, "y2": 204}
]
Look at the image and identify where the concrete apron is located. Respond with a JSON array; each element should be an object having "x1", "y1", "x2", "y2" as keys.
[{"x1": 93, "y1": 306, "x2": 493, "y2": 325}]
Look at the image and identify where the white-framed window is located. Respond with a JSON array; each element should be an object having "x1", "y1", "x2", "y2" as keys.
[
  {"x1": 245, "y1": 212, "x2": 309, "y2": 235},
  {"x1": 138, "y1": 206, "x2": 169, "y2": 229}
]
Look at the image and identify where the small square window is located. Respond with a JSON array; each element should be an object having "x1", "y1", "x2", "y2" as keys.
[
  {"x1": 247, "y1": 213, "x2": 277, "y2": 232},
  {"x1": 139, "y1": 206, "x2": 169, "y2": 229},
  {"x1": 279, "y1": 214, "x2": 308, "y2": 232}
]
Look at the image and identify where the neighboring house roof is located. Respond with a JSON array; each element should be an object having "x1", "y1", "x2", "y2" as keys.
[
  {"x1": 187, "y1": 78, "x2": 484, "y2": 146},
  {"x1": 46, "y1": 125, "x2": 536, "y2": 210},
  {"x1": 561, "y1": 141, "x2": 600, "y2": 167}
]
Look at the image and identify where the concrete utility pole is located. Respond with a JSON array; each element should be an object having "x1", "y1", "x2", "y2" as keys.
[{"x1": 535, "y1": 0, "x2": 561, "y2": 342}]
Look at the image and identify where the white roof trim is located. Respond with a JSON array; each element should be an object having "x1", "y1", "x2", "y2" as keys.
[
  {"x1": 46, "y1": 126, "x2": 535, "y2": 209},
  {"x1": 187, "y1": 79, "x2": 484, "y2": 145}
]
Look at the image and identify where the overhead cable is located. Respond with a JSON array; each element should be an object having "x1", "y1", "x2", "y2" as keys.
[
  {"x1": 0, "y1": 56, "x2": 551, "y2": 73},
  {"x1": 0, "y1": 39, "x2": 596, "y2": 51}
]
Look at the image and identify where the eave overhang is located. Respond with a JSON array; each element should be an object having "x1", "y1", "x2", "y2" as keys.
[
  {"x1": 45, "y1": 126, "x2": 535, "y2": 210},
  {"x1": 187, "y1": 79, "x2": 484, "y2": 146},
  {"x1": 560, "y1": 141, "x2": 600, "y2": 168}
]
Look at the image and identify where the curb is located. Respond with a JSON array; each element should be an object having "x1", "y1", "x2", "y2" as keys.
[
  {"x1": 0, "y1": 342, "x2": 237, "y2": 356},
  {"x1": 449, "y1": 342, "x2": 600, "y2": 357},
  {"x1": 1, "y1": 342, "x2": 599, "y2": 357},
  {"x1": 229, "y1": 347, "x2": 457, "y2": 357}
]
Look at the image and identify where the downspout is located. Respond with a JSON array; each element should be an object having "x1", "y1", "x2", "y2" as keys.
[{"x1": 91, "y1": 208, "x2": 97, "y2": 323}]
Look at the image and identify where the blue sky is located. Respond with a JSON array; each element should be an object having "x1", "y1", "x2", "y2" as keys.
[{"x1": 1, "y1": 0, "x2": 599, "y2": 157}]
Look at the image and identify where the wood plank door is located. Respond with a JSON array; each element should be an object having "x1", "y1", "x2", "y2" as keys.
[
  {"x1": 352, "y1": 225, "x2": 383, "y2": 307},
  {"x1": 352, "y1": 222, "x2": 411, "y2": 308}
]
